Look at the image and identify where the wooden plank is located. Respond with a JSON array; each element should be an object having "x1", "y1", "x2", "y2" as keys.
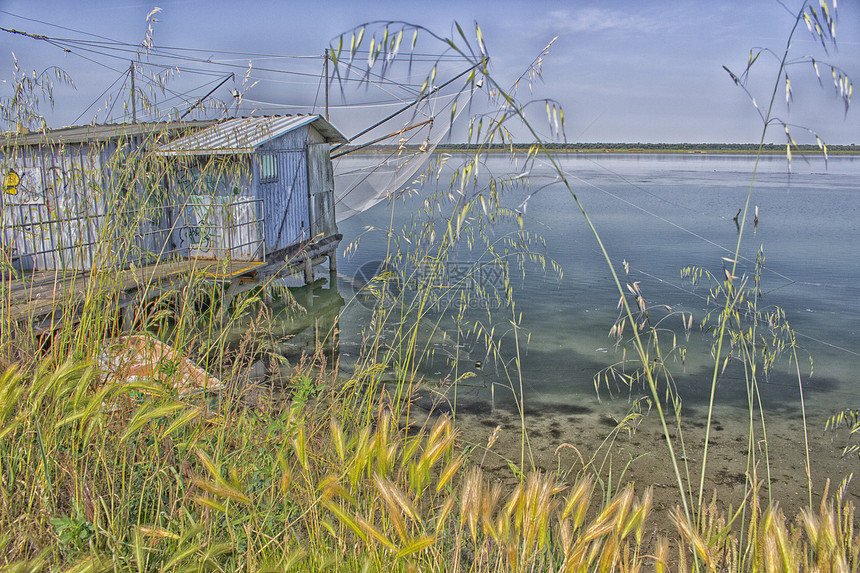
[
  {"x1": 181, "y1": 259, "x2": 265, "y2": 279},
  {"x1": 1, "y1": 258, "x2": 266, "y2": 323}
]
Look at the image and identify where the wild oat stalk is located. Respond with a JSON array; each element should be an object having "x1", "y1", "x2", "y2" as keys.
[{"x1": 698, "y1": 0, "x2": 847, "y2": 520}]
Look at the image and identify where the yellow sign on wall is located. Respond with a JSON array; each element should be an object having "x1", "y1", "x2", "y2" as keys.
[{"x1": 3, "y1": 170, "x2": 20, "y2": 195}]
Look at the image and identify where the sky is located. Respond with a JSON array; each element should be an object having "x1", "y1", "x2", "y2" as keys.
[{"x1": 0, "y1": 0, "x2": 857, "y2": 144}]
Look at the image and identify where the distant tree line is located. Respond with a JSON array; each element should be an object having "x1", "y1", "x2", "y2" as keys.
[{"x1": 346, "y1": 142, "x2": 858, "y2": 154}]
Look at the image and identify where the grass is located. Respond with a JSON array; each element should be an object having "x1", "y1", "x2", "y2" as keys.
[
  {"x1": 1, "y1": 0, "x2": 858, "y2": 570},
  {"x1": 0, "y1": 357, "x2": 858, "y2": 571}
]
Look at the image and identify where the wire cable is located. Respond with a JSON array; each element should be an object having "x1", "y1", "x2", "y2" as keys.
[{"x1": 71, "y1": 67, "x2": 129, "y2": 124}]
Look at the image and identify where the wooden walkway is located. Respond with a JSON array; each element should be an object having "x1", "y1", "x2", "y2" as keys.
[{"x1": 1, "y1": 259, "x2": 266, "y2": 324}]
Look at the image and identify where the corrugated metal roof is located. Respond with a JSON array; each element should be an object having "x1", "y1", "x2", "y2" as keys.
[
  {"x1": 156, "y1": 115, "x2": 348, "y2": 156},
  {"x1": 2, "y1": 120, "x2": 217, "y2": 147}
]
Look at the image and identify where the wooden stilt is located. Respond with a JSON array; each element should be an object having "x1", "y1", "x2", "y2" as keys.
[
  {"x1": 219, "y1": 278, "x2": 242, "y2": 320},
  {"x1": 304, "y1": 257, "x2": 314, "y2": 285},
  {"x1": 122, "y1": 303, "x2": 135, "y2": 332}
]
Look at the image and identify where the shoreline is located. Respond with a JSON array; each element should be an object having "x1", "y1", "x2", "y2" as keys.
[{"x1": 343, "y1": 145, "x2": 860, "y2": 156}]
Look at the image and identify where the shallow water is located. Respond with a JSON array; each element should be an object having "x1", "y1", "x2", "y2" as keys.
[{"x1": 330, "y1": 152, "x2": 860, "y2": 516}]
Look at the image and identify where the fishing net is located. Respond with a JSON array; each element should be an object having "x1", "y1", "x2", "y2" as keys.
[{"x1": 332, "y1": 82, "x2": 474, "y2": 222}]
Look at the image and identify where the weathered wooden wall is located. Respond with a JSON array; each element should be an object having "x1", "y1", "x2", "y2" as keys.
[
  {"x1": 257, "y1": 148, "x2": 309, "y2": 252},
  {"x1": 254, "y1": 124, "x2": 338, "y2": 254},
  {"x1": 307, "y1": 142, "x2": 336, "y2": 239},
  {"x1": 2, "y1": 117, "x2": 339, "y2": 274},
  {"x1": 168, "y1": 156, "x2": 263, "y2": 261},
  {"x1": 2, "y1": 141, "x2": 112, "y2": 271}
]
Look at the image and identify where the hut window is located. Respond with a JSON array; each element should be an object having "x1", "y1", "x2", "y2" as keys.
[{"x1": 259, "y1": 153, "x2": 278, "y2": 183}]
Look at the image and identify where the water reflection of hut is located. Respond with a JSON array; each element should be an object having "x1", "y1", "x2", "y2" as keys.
[
  {"x1": 157, "y1": 115, "x2": 348, "y2": 283},
  {"x1": 277, "y1": 277, "x2": 344, "y2": 368}
]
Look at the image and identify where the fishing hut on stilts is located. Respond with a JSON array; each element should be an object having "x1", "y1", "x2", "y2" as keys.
[{"x1": 0, "y1": 114, "x2": 348, "y2": 332}]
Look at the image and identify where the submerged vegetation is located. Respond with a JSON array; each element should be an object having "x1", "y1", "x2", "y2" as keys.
[{"x1": 1, "y1": 1, "x2": 858, "y2": 571}]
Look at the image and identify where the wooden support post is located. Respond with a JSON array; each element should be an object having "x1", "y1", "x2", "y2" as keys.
[
  {"x1": 219, "y1": 278, "x2": 242, "y2": 321},
  {"x1": 304, "y1": 257, "x2": 314, "y2": 285},
  {"x1": 173, "y1": 284, "x2": 186, "y2": 323},
  {"x1": 122, "y1": 303, "x2": 135, "y2": 332},
  {"x1": 329, "y1": 249, "x2": 337, "y2": 274}
]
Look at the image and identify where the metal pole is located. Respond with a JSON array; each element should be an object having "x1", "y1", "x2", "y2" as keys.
[
  {"x1": 130, "y1": 61, "x2": 136, "y2": 123},
  {"x1": 324, "y1": 49, "x2": 330, "y2": 121},
  {"x1": 330, "y1": 119, "x2": 433, "y2": 159},
  {"x1": 180, "y1": 73, "x2": 234, "y2": 120}
]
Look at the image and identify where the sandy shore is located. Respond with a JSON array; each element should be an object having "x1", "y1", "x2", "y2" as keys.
[
  {"x1": 404, "y1": 388, "x2": 860, "y2": 539},
  {"x1": 446, "y1": 398, "x2": 860, "y2": 535}
]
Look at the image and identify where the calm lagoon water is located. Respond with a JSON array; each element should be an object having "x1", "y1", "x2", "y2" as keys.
[
  {"x1": 267, "y1": 151, "x2": 860, "y2": 512},
  {"x1": 334, "y1": 153, "x2": 860, "y2": 420}
]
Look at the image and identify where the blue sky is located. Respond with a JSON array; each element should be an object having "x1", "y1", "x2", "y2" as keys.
[{"x1": 0, "y1": 0, "x2": 856, "y2": 144}]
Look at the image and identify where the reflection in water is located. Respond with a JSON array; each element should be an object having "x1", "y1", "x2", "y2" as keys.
[
  {"x1": 231, "y1": 273, "x2": 344, "y2": 389},
  {"x1": 338, "y1": 153, "x2": 860, "y2": 417},
  {"x1": 271, "y1": 275, "x2": 343, "y2": 369}
]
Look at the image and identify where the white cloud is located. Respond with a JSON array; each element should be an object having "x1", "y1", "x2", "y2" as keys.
[{"x1": 544, "y1": 7, "x2": 666, "y2": 35}]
